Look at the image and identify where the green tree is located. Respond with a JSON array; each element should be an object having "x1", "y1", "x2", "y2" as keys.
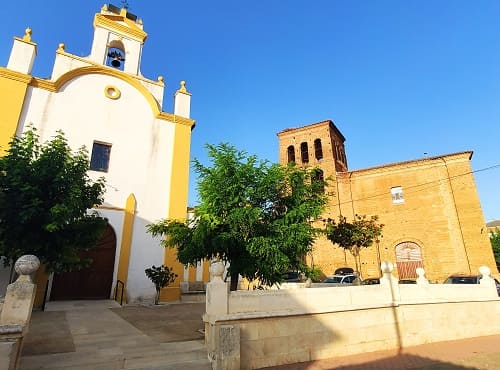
[
  {"x1": 490, "y1": 229, "x2": 500, "y2": 270},
  {"x1": 145, "y1": 265, "x2": 178, "y2": 305},
  {"x1": 0, "y1": 128, "x2": 107, "y2": 273},
  {"x1": 147, "y1": 143, "x2": 327, "y2": 290},
  {"x1": 325, "y1": 214, "x2": 384, "y2": 275}
]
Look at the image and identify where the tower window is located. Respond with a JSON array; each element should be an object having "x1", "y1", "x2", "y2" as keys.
[
  {"x1": 106, "y1": 44, "x2": 125, "y2": 70},
  {"x1": 391, "y1": 186, "x2": 404, "y2": 204},
  {"x1": 314, "y1": 139, "x2": 323, "y2": 160},
  {"x1": 90, "y1": 142, "x2": 112, "y2": 172},
  {"x1": 287, "y1": 145, "x2": 295, "y2": 163},
  {"x1": 300, "y1": 142, "x2": 309, "y2": 163},
  {"x1": 312, "y1": 169, "x2": 325, "y2": 193}
]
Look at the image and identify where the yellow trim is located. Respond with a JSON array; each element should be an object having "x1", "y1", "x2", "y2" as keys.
[
  {"x1": 202, "y1": 259, "x2": 210, "y2": 282},
  {"x1": 0, "y1": 67, "x2": 32, "y2": 83},
  {"x1": 116, "y1": 193, "x2": 136, "y2": 303},
  {"x1": 104, "y1": 85, "x2": 121, "y2": 100},
  {"x1": 52, "y1": 51, "x2": 164, "y2": 86},
  {"x1": 167, "y1": 122, "x2": 192, "y2": 220},
  {"x1": 29, "y1": 66, "x2": 195, "y2": 128},
  {"x1": 94, "y1": 13, "x2": 147, "y2": 43},
  {"x1": 0, "y1": 68, "x2": 31, "y2": 155}
]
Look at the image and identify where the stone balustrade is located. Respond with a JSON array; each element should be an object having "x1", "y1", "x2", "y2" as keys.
[{"x1": 204, "y1": 261, "x2": 500, "y2": 370}]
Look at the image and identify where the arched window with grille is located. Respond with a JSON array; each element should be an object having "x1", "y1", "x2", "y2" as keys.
[
  {"x1": 300, "y1": 142, "x2": 309, "y2": 163},
  {"x1": 287, "y1": 145, "x2": 295, "y2": 163},
  {"x1": 395, "y1": 241, "x2": 424, "y2": 279},
  {"x1": 314, "y1": 139, "x2": 323, "y2": 160}
]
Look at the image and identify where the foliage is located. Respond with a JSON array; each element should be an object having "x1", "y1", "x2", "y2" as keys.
[
  {"x1": 145, "y1": 265, "x2": 178, "y2": 304},
  {"x1": 490, "y1": 229, "x2": 500, "y2": 270},
  {"x1": 147, "y1": 143, "x2": 328, "y2": 290},
  {"x1": 0, "y1": 128, "x2": 107, "y2": 272},
  {"x1": 325, "y1": 214, "x2": 384, "y2": 273}
]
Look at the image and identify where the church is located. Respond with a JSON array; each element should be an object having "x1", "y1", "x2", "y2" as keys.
[
  {"x1": 278, "y1": 120, "x2": 498, "y2": 282},
  {"x1": 0, "y1": 4, "x2": 207, "y2": 304}
]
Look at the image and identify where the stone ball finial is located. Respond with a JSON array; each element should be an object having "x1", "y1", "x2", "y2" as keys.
[
  {"x1": 381, "y1": 261, "x2": 394, "y2": 274},
  {"x1": 209, "y1": 261, "x2": 225, "y2": 281},
  {"x1": 14, "y1": 255, "x2": 40, "y2": 276}
]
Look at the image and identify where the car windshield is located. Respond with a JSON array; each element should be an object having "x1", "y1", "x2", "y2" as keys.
[
  {"x1": 325, "y1": 276, "x2": 343, "y2": 283},
  {"x1": 445, "y1": 277, "x2": 477, "y2": 284}
]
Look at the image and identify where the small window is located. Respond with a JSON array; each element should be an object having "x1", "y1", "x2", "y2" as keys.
[
  {"x1": 287, "y1": 145, "x2": 295, "y2": 163},
  {"x1": 314, "y1": 139, "x2": 323, "y2": 160},
  {"x1": 391, "y1": 186, "x2": 404, "y2": 204},
  {"x1": 300, "y1": 142, "x2": 309, "y2": 163},
  {"x1": 90, "y1": 142, "x2": 112, "y2": 172}
]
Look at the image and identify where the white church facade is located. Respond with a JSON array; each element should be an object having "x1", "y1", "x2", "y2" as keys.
[{"x1": 0, "y1": 5, "x2": 206, "y2": 304}]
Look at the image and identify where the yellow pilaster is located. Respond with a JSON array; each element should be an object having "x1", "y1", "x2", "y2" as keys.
[
  {"x1": 116, "y1": 193, "x2": 136, "y2": 303},
  {"x1": 0, "y1": 68, "x2": 31, "y2": 155},
  {"x1": 161, "y1": 119, "x2": 193, "y2": 302}
]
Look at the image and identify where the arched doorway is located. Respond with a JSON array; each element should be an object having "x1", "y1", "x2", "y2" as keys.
[
  {"x1": 51, "y1": 224, "x2": 117, "y2": 300},
  {"x1": 395, "y1": 241, "x2": 424, "y2": 279}
]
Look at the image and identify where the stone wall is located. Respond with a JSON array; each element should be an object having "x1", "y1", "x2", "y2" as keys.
[{"x1": 204, "y1": 262, "x2": 500, "y2": 370}]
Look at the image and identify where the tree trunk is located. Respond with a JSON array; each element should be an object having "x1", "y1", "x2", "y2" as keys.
[
  {"x1": 229, "y1": 272, "x2": 239, "y2": 291},
  {"x1": 155, "y1": 288, "x2": 160, "y2": 305}
]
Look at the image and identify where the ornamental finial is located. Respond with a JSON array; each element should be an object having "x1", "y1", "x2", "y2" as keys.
[{"x1": 22, "y1": 28, "x2": 32, "y2": 42}]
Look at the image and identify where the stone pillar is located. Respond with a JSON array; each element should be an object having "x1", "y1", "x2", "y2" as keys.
[
  {"x1": 380, "y1": 261, "x2": 400, "y2": 303},
  {"x1": 206, "y1": 261, "x2": 229, "y2": 316},
  {"x1": 173, "y1": 81, "x2": 191, "y2": 118},
  {"x1": 207, "y1": 325, "x2": 240, "y2": 370},
  {"x1": 0, "y1": 255, "x2": 40, "y2": 370}
]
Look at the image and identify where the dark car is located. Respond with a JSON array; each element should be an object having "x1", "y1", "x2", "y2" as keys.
[
  {"x1": 282, "y1": 271, "x2": 301, "y2": 282},
  {"x1": 361, "y1": 278, "x2": 380, "y2": 285},
  {"x1": 334, "y1": 267, "x2": 354, "y2": 276},
  {"x1": 443, "y1": 275, "x2": 500, "y2": 296},
  {"x1": 443, "y1": 275, "x2": 480, "y2": 284}
]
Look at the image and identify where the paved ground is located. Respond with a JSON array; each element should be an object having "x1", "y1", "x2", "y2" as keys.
[
  {"x1": 20, "y1": 300, "x2": 500, "y2": 370},
  {"x1": 263, "y1": 334, "x2": 500, "y2": 370},
  {"x1": 20, "y1": 300, "x2": 211, "y2": 370}
]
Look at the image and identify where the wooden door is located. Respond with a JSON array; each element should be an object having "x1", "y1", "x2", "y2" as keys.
[{"x1": 51, "y1": 225, "x2": 117, "y2": 300}]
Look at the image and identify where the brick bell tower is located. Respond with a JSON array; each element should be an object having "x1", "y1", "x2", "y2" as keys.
[{"x1": 277, "y1": 119, "x2": 348, "y2": 177}]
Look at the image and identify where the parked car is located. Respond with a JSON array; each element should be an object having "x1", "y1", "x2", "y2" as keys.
[
  {"x1": 443, "y1": 275, "x2": 480, "y2": 284},
  {"x1": 282, "y1": 271, "x2": 301, "y2": 282},
  {"x1": 334, "y1": 267, "x2": 354, "y2": 276},
  {"x1": 361, "y1": 278, "x2": 380, "y2": 285},
  {"x1": 323, "y1": 274, "x2": 357, "y2": 284},
  {"x1": 443, "y1": 274, "x2": 500, "y2": 296}
]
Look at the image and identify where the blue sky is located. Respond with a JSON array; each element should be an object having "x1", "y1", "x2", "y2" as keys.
[{"x1": 1, "y1": 1, "x2": 499, "y2": 221}]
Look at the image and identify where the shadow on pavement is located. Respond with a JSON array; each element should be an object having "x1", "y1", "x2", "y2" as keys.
[{"x1": 262, "y1": 353, "x2": 481, "y2": 370}]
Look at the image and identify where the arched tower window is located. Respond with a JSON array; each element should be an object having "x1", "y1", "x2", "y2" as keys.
[
  {"x1": 300, "y1": 142, "x2": 309, "y2": 163},
  {"x1": 314, "y1": 139, "x2": 323, "y2": 160},
  {"x1": 287, "y1": 145, "x2": 295, "y2": 164},
  {"x1": 395, "y1": 241, "x2": 424, "y2": 279},
  {"x1": 106, "y1": 40, "x2": 126, "y2": 70}
]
